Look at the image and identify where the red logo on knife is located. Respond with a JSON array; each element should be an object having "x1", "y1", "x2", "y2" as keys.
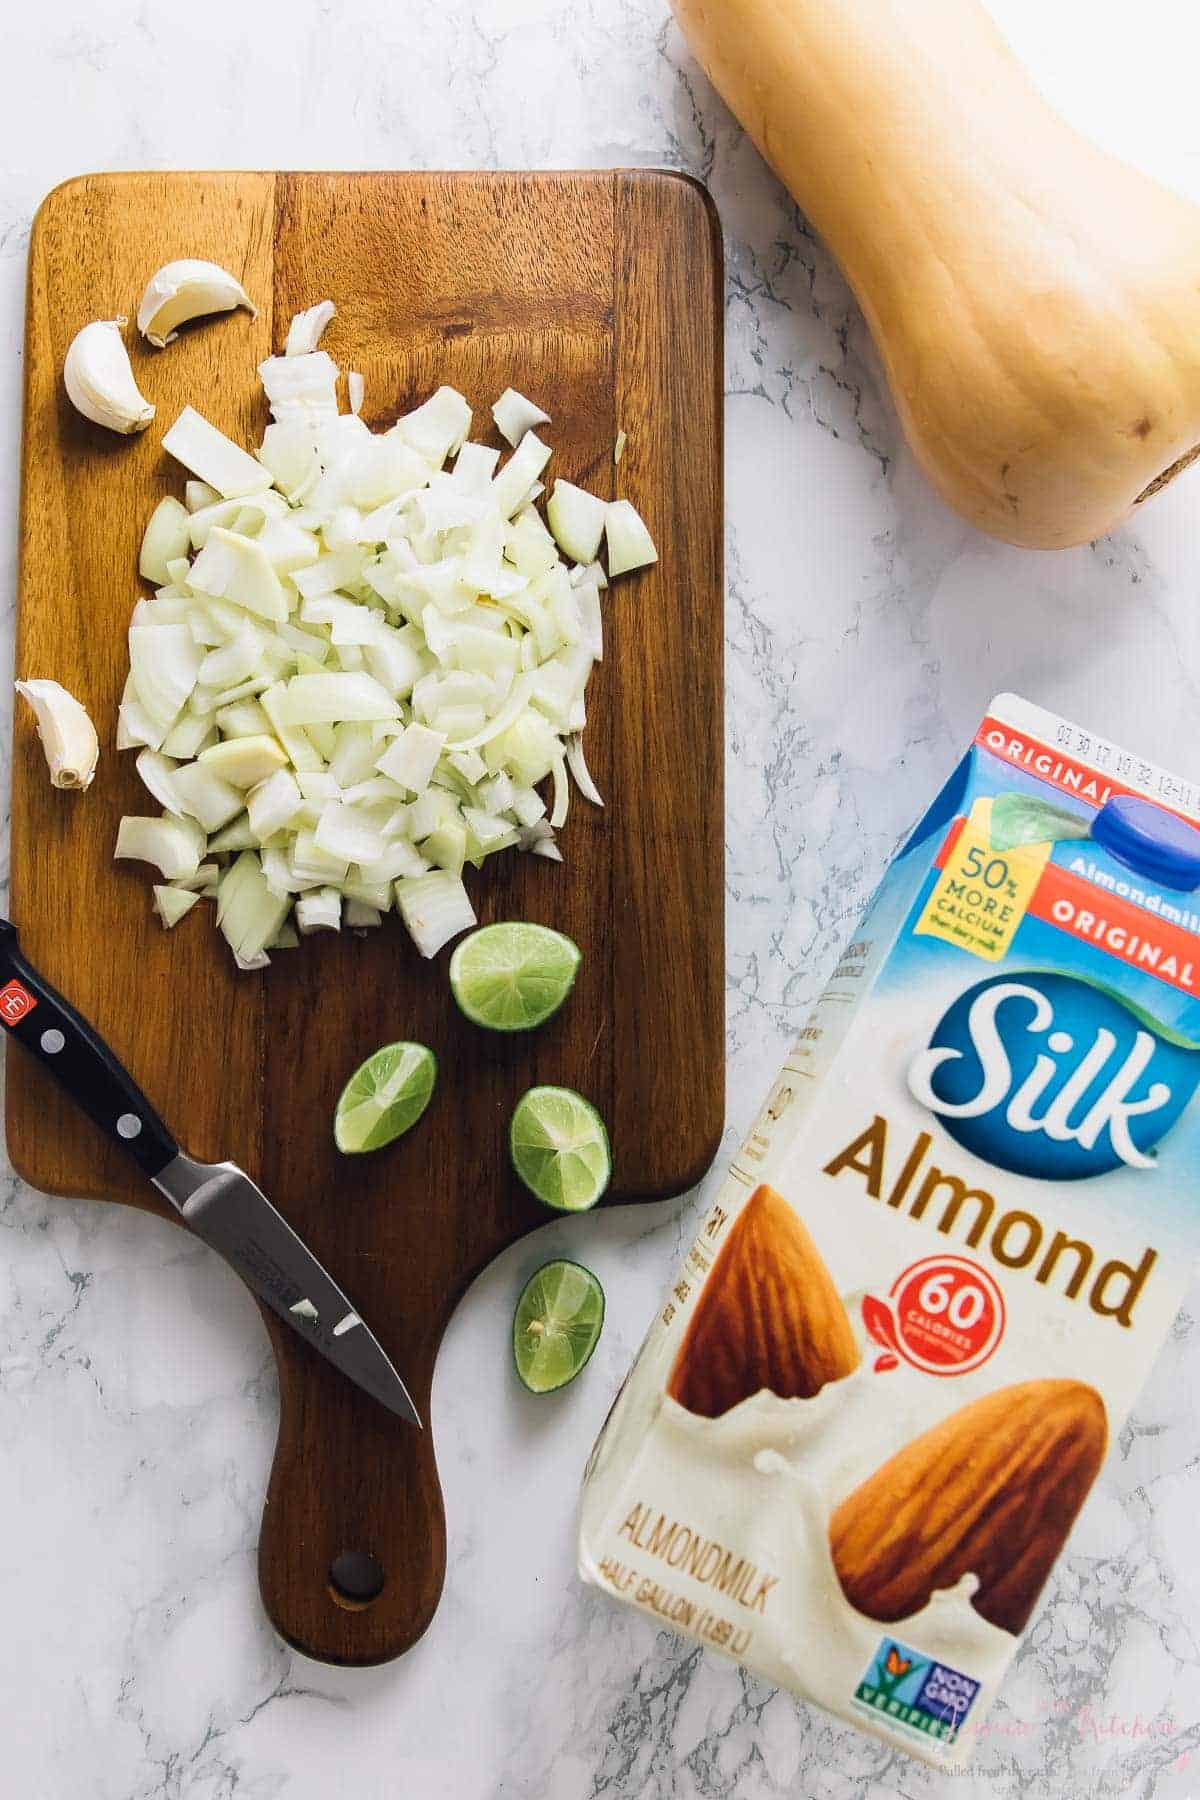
[{"x1": 0, "y1": 980, "x2": 37, "y2": 1025}]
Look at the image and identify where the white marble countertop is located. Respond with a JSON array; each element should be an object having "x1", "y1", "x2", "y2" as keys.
[{"x1": 3, "y1": 2, "x2": 1200, "y2": 1796}]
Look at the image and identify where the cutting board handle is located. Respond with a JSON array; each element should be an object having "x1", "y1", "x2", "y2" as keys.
[{"x1": 256, "y1": 1319, "x2": 447, "y2": 1664}]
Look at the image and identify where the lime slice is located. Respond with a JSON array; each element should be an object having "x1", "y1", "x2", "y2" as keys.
[
  {"x1": 513, "y1": 1259, "x2": 606, "y2": 1393},
  {"x1": 509, "y1": 1085, "x2": 611, "y2": 1211},
  {"x1": 449, "y1": 922, "x2": 581, "y2": 1032},
  {"x1": 334, "y1": 1042, "x2": 437, "y2": 1154}
]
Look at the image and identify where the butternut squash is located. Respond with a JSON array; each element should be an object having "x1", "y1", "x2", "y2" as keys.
[{"x1": 670, "y1": 0, "x2": 1200, "y2": 548}]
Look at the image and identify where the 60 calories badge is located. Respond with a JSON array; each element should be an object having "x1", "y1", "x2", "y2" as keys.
[{"x1": 863, "y1": 1255, "x2": 1006, "y2": 1377}]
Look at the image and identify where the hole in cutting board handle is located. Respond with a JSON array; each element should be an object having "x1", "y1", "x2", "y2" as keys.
[{"x1": 328, "y1": 1550, "x2": 386, "y2": 1610}]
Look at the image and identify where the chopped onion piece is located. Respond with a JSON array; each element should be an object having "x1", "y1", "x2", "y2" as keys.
[
  {"x1": 171, "y1": 762, "x2": 245, "y2": 832},
  {"x1": 198, "y1": 623, "x2": 263, "y2": 690},
  {"x1": 614, "y1": 429, "x2": 627, "y2": 464},
  {"x1": 531, "y1": 838, "x2": 564, "y2": 863},
  {"x1": 217, "y1": 852, "x2": 289, "y2": 961},
  {"x1": 296, "y1": 771, "x2": 339, "y2": 807},
  {"x1": 451, "y1": 441, "x2": 500, "y2": 493},
  {"x1": 285, "y1": 301, "x2": 336, "y2": 357},
  {"x1": 291, "y1": 830, "x2": 349, "y2": 883},
  {"x1": 175, "y1": 862, "x2": 220, "y2": 893},
  {"x1": 198, "y1": 735, "x2": 288, "y2": 788},
  {"x1": 115, "y1": 815, "x2": 204, "y2": 880},
  {"x1": 278, "y1": 673, "x2": 400, "y2": 726},
  {"x1": 185, "y1": 480, "x2": 220, "y2": 513},
  {"x1": 451, "y1": 671, "x2": 536, "y2": 753},
  {"x1": 296, "y1": 886, "x2": 342, "y2": 934},
  {"x1": 605, "y1": 498, "x2": 658, "y2": 576},
  {"x1": 491, "y1": 432, "x2": 552, "y2": 519},
  {"x1": 570, "y1": 558, "x2": 608, "y2": 591},
  {"x1": 347, "y1": 370, "x2": 365, "y2": 415},
  {"x1": 259, "y1": 352, "x2": 339, "y2": 427},
  {"x1": 358, "y1": 840, "x2": 430, "y2": 884},
  {"x1": 135, "y1": 748, "x2": 183, "y2": 814},
  {"x1": 314, "y1": 800, "x2": 386, "y2": 866},
  {"x1": 188, "y1": 528, "x2": 288, "y2": 623},
  {"x1": 140, "y1": 497, "x2": 192, "y2": 584},
  {"x1": 448, "y1": 748, "x2": 487, "y2": 786},
  {"x1": 118, "y1": 688, "x2": 166, "y2": 752},
  {"x1": 492, "y1": 388, "x2": 550, "y2": 447},
  {"x1": 162, "y1": 407, "x2": 274, "y2": 500},
  {"x1": 547, "y1": 479, "x2": 606, "y2": 565},
  {"x1": 511, "y1": 784, "x2": 546, "y2": 828},
  {"x1": 575, "y1": 581, "x2": 603, "y2": 661},
  {"x1": 129, "y1": 623, "x2": 203, "y2": 734},
  {"x1": 462, "y1": 806, "x2": 516, "y2": 849},
  {"x1": 259, "y1": 683, "x2": 325, "y2": 773},
  {"x1": 375, "y1": 723, "x2": 446, "y2": 794},
  {"x1": 246, "y1": 768, "x2": 304, "y2": 840},
  {"x1": 208, "y1": 815, "x2": 257, "y2": 852},
  {"x1": 398, "y1": 386, "x2": 472, "y2": 465},
  {"x1": 258, "y1": 419, "x2": 321, "y2": 500},
  {"x1": 153, "y1": 885, "x2": 200, "y2": 928},
  {"x1": 395, "y1": 871, "x2": 476, "y2": 958},
  {"x1": 289, "y1": 1297, "x2": 319, "y2": 1321},
  {"x1": 566, "y1": 734, "x2": 604, "y2": 806},
  {"x1": 341, "y1": 776, "x2": 404, "y2": 807}
]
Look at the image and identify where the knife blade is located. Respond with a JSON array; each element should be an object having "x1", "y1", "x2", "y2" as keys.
[{"x1": 0, "y1": 919, "x2": 420, "y2": 1426}]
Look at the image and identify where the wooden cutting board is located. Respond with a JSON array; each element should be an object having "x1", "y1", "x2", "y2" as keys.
[{"x1": 10, "y1": 170, "x2": 723, "y2": 1665}]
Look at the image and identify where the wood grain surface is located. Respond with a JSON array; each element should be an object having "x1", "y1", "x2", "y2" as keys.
[{"x1": 10, "y1": 170, "x2": 724, "y2": 1664}]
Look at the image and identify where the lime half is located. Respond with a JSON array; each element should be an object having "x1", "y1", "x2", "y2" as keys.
[
  {"x1": 334, "y1": 1042, "x2": 437, "y2": 1154},
  {"x1": 449, "y1": 922, "x2": 581, "y2": 1032},
  {"x1": 513, "y1": 1260, "x2": 606, "y2": 1393},
  {"x1": 509, "y1": 1085, "x2": 611, "y2": 1212}
]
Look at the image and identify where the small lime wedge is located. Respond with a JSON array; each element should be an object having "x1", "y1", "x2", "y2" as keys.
[
  {"x1": 509, "y1": 1085, "x2": 611, "y2": 1212},
  {"x1": 449, "y1": 922, "x2": 581, "y2": 1032},
  {"x1": 513, "y1": 1259, "x2": 606, "y2": 1393},
  {"x1": 334, "y1": 1042, "x2": 436, "y2": 1154}
]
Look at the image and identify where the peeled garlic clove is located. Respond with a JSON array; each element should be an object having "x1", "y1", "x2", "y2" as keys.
[
  {"x1": 16, "y1": 679, "x2": 100, "y2": 790},
  {"x1": 136, "y1": 259, "x2": 257, "y2": 350},
  {"x1": 284, "y1": 299, "x2": 336, "y2": 357},
  {"x1": 63, "y1": 319, "x2": 154, "y2": 435}
]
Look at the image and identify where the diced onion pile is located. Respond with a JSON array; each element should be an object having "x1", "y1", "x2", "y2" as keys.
[{"x1": 115, "y1": 318, "x2": 656, "y2": 969}]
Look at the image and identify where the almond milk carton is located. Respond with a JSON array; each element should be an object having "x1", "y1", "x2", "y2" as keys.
[{"x1": 579, "y1": 695, "x2": 1200, "y2": 1769}]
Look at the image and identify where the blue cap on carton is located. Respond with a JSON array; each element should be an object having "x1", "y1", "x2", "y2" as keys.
[{"x1": 1092, "y1": 795, "x2": 1200, "y2": 892}]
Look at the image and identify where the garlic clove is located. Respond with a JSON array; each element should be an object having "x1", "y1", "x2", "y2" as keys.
[
  {"x1": 136, "y1": 259, "x2": 257, "y2": 350},
  {"x1": 63, "y1": 319, "x2": 154, "y2": 435},
  {"x1": 284, "y1": 299, "x2": 336, "y2": 357},
  {"x1": 16, "y1": 679, "x2": 100, "y2": 790}
]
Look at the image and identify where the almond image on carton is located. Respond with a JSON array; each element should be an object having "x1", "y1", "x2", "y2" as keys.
[
  {"x1": 667, "y1": 1183, "x2": 860, "y2": 1417},
  {"x1": 829, "y1": 1379, "x2": 1107, "y2": 1635}
]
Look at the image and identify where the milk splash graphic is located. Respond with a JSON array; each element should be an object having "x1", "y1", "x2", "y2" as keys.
[
  {"x1": 580, "y1": 696, "x2": 1200, "y2": 1770},
  {"x1": 584, "y1": 1308, "x2": 1012, "y2": 1762}
]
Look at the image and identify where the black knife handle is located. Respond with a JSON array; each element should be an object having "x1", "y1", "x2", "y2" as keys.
[{"x1": 0, "y1": 920, "x2": 178, "y2": 1180}]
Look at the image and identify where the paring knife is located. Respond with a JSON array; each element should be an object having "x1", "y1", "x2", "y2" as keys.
[{"x1": 0, "y1": 920, "x2": 420, "y2": 1426}]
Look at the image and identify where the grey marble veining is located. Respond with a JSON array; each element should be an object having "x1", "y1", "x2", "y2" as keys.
[{"x1": 2, "y1": 2, "x2": 1200, "y2": 1795}]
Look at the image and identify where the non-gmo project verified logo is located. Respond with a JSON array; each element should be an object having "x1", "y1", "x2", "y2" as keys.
[{"x1": 854, "y1": 1637, "x2": 981, "y2": 1746}]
